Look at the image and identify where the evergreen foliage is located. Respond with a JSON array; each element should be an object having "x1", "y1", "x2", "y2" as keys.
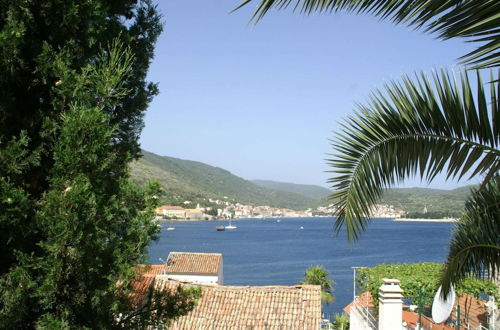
[{"x1": 0, "y1": 1, "x2": 196, "y2": 327}]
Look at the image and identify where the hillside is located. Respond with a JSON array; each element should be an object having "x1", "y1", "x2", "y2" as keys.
[
  {"x1": 380, "y1": 186, "x2": 474, "y2": 216},
  {"x1": 130, "y1": 150, "x2": 314, "y2": 209},
  {"x1": 130, "y1": 150, "x2": 474, "y2": 215},
  {"x1": 313, "y1": 186, "x2": 473, "y2": 217},
  {"x1": 251, "y1": 180, "x2": 332, "y2": 200}
]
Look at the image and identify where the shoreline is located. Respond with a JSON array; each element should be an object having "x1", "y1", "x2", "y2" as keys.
[{"x1": 394, "y1": 218, "x2": 457, "y2": 223}]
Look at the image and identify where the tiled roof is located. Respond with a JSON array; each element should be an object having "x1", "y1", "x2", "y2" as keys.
[
  {"x1": 136, "y1": 264, "x2": 167, "y2": 277},
  {"x1": 453, "y1": 294, "x2": 487, "y2": 327},
  {"x1": 343, "y1": 291, "x2": 374, "y2": 314},
  {"x1": 165, "y1": 252, "x2": 221, "y2": 275},
  {"x1": 129, "y1": 264, "x2": 167, "y2": 306},
  {"x1": 155, "y1": 279, "x2": 322, "y2": 329}
]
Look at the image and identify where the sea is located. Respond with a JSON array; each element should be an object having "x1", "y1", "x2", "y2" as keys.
[{"x1": 148, "y1": 217, "x2": 455, "y2": 315}]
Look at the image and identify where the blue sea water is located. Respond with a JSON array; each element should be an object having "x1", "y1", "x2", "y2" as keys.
[{"x1": 148, "y1": 217, "x2": 455, "y2": 315}]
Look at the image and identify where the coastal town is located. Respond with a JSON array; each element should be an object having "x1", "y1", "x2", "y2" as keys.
[{"x1": 155, "y1": 198, "x2": 405, "y2": 220}]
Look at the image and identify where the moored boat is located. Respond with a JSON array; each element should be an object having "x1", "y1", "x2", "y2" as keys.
[{"x1": 216, "y1": 226, "x2": 225, "y2": 231}]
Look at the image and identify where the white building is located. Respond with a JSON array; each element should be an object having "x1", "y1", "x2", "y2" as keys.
[{"x1": 160, "y1": 252, "x2": 223, "y2": 285}]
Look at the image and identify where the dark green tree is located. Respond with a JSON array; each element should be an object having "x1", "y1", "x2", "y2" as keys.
[{"x1": 0, "y1": 1, "x2": 197, "y2": 328}]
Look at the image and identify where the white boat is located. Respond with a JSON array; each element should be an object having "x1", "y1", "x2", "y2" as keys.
[
  {"x1": 225, "y1": 218, "x2": 237, "y2": 230},
  {"x1": 166, "y1": 221, "x2": 175, "y2": 231}
]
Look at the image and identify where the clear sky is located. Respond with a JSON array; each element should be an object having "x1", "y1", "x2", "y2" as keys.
[{"x1": 140, "y1": 0, "x2": 480, "y2": 189}]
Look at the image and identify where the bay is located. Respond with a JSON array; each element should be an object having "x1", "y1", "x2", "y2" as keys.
[{"x1": 148, "y1": 217, "x2": 454, "y2": 315}]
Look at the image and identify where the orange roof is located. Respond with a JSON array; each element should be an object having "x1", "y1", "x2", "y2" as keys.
[
  {"x1": 165, "y1": 252, "x2": 221, "y2": 275},
  {"x1": 129, "y1": 264, "x2": 167, "y2": 307},
  {"x1": 136, "y1": 264, "x2": 166, "y2": 277},
  {"x1": 344, "y1": 291, "x2": 374, "y2": 314},
  {"x1": 453, "y1": 294, "x2": 488, "y2": 327},
  {"x1": 158, "y1": 205, "x2": 184, "y2": 210},
  {"x1": 155, "y1": 279, "x2": 322, "y2": 329}
]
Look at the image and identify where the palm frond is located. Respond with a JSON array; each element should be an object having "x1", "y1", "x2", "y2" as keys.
[
  {"x1": 439, "y1": 175, "x2": 500, "y2": 296},
  {"x1": 234, "y1": 0, "x2": 500, "y2": 69},
  {"x1": 327, "y1": 69, "x2": 499, "y2": 241}
]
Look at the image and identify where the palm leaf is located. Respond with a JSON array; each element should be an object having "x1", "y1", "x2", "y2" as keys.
[
  {"x1": 234, "y1": 0, "x2": 500, "y2": 69},
  {"x1": 326, "y1": 69, "x2": 499, "y2": 241},
  {"x1": 439, "y1": 175, "x2": 500, "y2": 296}
]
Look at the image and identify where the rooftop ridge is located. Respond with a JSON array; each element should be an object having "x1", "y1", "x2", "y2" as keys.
[{"x1": 157, "y1": 278, "x2": 320, "y2": 291}]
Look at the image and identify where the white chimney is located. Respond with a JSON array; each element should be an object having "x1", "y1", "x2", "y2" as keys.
[{"x1": 378, "y1": 278, "x2": 404, "y2": 330}]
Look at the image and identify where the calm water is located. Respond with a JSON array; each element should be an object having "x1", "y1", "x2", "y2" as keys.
[{"x1": 148, "y1": 217, "x2": 455, "y2": 314}]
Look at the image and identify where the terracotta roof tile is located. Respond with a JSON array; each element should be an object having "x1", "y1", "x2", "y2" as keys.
[
  {"x1": 155, "y1": 279, "x2": 322, "y2": 329},
  {"x1": 165, "y1": 252, "x2": 221, "y2": 275},
  {"x1": 129, "y1": 264, "x2": 167, "y2": 307}
]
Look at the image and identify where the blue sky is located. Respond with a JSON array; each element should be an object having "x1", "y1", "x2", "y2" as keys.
[{"x1": 140, "y1": 0, "x2": 480, "y2": 189}]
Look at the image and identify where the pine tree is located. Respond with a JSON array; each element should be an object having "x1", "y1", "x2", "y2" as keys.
[{"x1": 0, "y1": 1, "x2": 196, "y2": 327}]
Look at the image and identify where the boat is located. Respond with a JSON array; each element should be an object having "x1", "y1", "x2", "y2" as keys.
[
  {"x1": 216, "y1": 226, "x2": 225, "y2": 231},
  {"x1": 225, "y1": 218, "x2": 237, "y2": 230},
  {"x1": 276, "y1": 219, "x2": 281, "y2": 223},
  {"x1": 166, "y1": 221, "x2": 175, "y2": 231}
]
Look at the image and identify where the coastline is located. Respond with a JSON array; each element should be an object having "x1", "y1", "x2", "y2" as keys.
[{"x1": 394, "y1": 218, "x2": 457, "y2": 223}]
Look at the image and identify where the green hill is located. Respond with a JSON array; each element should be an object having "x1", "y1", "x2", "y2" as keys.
[
  {"x1": 130, "y1": 150, "x2": 314, "y2": 209},
  {"x1": 380, "y1": 186, "x2": 475, "y2": 217},
  {"x1": 131, "y1": 150, "x2": 474, "y2": 215},
  {"x1": 251, "y1": 180, "x2": 332, "y2": 200},
  {"x1": 312, "y1": 186, "x2": 474, "y2": 217}
]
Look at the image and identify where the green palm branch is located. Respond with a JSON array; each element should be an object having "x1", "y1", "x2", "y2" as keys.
[
  {"x1": 234, "y1": 0, "x2": 500, "y2": 293},
  {"x1": 234, "y1": 0, "x2": 500, "y2": 69},
  {"x1": 326, "y1": 69, "x2": 499, "y2": 241},
  {"x1": 440, "y1": 176, "x2": 500, "y2": 296},
  {"x1": 300, "y1": 265, "x2": 335, "y2": 303}
]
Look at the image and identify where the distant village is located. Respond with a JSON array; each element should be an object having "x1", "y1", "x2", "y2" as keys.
[{"x1": 155, "y1": 197, "x2": 405, "y2": 220}]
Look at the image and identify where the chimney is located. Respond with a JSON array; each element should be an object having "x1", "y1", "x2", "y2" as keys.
[{"x1": 378, "y1": 278, "x2": 404, "y2": 330}]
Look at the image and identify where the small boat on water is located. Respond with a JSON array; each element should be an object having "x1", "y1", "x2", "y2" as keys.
[
  {"x1": 225, "y1": 218, "x2": 237, "y2": 230},
  {"x1": 276, "y1": 219, "x2": 281, "y2": 223},
  {"x1": 216, "y1": 226, "x2": 225, "y2": 231},
  {"x1": 166, "y1": 221, "x2": 175, "y2": 231}
]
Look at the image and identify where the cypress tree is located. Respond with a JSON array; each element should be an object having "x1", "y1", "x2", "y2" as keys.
[{"x1": 0, "y1": 1, "x2": 196, "y2": 327}]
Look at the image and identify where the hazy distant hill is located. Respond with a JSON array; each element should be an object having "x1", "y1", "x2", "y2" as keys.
[
  {"x1": 381, "y1": 185, "x2": 474, "y2": 215},
  {"x1": 251, "y1": 180, "x2": 332, "y2": 200},
  {"x1": 312, "y1": 185, "x2": 473, "y2": 216},
  {"x1": 130, "y1": 150, "x2": 314, "y2": 209}
]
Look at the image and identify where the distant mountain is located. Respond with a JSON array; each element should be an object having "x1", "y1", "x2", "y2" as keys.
[
  {"x1": 380, "y1": 185, "x2": 475, "y2": 215},
  {"x1": 251, "y1": 180, "x2": 332, "y2": 200},
  {"x1": 317, "y1": 185, "x2": 473, "y2": 216},
  {"x1": 130, "y1": 150, "x2": 314, "y2": 209}
]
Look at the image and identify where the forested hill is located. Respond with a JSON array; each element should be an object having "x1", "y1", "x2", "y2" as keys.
[
  {"x1": 380, "y1": 185, "x2": 475, "y2": 216},
  {"x1": 130, "y1": 150, "x2": 474, "y2": 214},
  {"x1": 130, "y1": 150, "x2": 315, "y2": 209},
  {"x1": 251, "y1": 180, "x2": 332, "y2": 200}
]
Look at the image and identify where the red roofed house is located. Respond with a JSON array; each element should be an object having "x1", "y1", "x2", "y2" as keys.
[
  {"x1": 156, "y1": 205, "x2": 185, "y2": 218},
  {"x1": 160, "y1": 252, "x2": 223, "y2": 285}
]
